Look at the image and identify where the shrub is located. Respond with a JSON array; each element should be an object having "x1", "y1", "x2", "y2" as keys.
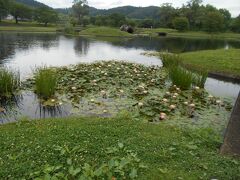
[
  {"x1": 0, "y1": 68, "x2": 20, "y2": 97},
  {"x1": 35, "y1": 67, "x2": 57, "y2": 99},
  {"x1": 64, "y1": 23, "x2": 74, "y2": 34},
  {"x1": 172, "y1": 17, "x2": 189, "y2": 32},
  {"x1": 160, "y1": 53, "x2": 181, "y2": 68},
  {"x1": 169, "y1": 66, "x2": 193, "y2": 90}
]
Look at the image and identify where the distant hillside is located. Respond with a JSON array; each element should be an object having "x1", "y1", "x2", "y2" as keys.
[
  {"x1": 15, "y1": 0, "x2": 49, "y2": 8},
  {"x1": 15, "y1": 0, "x2": 160, "y2": 19},
  {"x1": 57, "y1": 6, "x2": 160, "y2": 20},
  {"x1": 89, "y1": 6, "x2": 159, "y2": 19}
]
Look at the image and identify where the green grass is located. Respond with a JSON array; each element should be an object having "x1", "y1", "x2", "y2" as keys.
[
  {"x1": 0, "y1": 68, "x2": 20, "y2": 97},
  {"x1": 0, "y1": 20, "x2": 57, "y2": 32},
  {"x1": 180, "y1": 49, "x2": 240, "y2": 78},
  {"x1": 79, "y1": 26, "x2": 132, "y2": 37},
  {"x1": 35, "y1": 67, "x2": 57, "y2": 99},
  {"x1": 0, "y1": 115, "x2": 239, "y2": 179},
  {"x1": 137, "y1": 28, "x2": 240, "y2": 40}
]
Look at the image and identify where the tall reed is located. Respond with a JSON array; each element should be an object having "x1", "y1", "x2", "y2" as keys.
[
  {"x1": 35, "y1": 67, "x2": 57, "y2": 99},
  {"x1": 0, "y1": 68, "x2": 20, "y2": 97},
  {"x1": 160, "y1": 53, "x2": 181, "y2": 68},
  {"x1": 192, "y1": 71, "x2": 208, "y2": 88},
  {"x1": 168, "y1": 66, "x2": 193, "y2": 90}
]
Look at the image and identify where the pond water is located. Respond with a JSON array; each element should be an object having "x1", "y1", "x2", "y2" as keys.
[{"x1": 0, "y1": 32, "x2": 240, "y2": 123}]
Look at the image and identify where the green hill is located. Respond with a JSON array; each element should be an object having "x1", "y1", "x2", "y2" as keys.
[
  {"x1": 15, "y1": 0, "x2": 49, "y2": 8},
  {"x1": 15, "y1": 0, "x2": 160, "y2": 20}
]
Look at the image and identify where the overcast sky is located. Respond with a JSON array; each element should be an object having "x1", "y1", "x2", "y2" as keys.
[{"x1": 37, "y1": 0, "x2": 240, "y2": 17}]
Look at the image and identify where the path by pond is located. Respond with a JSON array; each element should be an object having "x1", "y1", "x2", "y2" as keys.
[{"x1": 0, "y1": 32, "x2": 240, "y2": 123}]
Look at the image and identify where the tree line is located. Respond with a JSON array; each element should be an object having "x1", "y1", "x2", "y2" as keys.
[
  {"x1": 0, "y1": 0, "x2": 239, "y2": 33},
  {"x1": 0, "y1": 0, "x2": 58, "y2": 26}
]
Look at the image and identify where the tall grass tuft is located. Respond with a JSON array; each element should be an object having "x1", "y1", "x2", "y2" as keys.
[
  {"x1": 0, "y1": 68, "x2": 20, "y2": 97},
  {"x1": 35, "y1": 67, "x2": 57, "y2": 99},
  {"x1": 160, "y1": 53, "x2": 181, "y2": 68},
  {"x1": 168, "y1": 66, "x2": 193, "y2": 90},
  {"x1": 192, "y1": 71, "x2": 208, "y2": 88}
]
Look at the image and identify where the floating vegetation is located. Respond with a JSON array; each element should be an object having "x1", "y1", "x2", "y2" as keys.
[
  {"x1": 23, "y1": 61, "x2": 231, "y2": 125},
  {"x1": 34, "y1": 67, "x2": 57, "y2": 100},
  {"x1": 0, "y1": 68, "x2": 20, "y2": 97}
]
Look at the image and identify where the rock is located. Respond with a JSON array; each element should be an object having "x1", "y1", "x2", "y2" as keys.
[{"x1": 120, "y1": 25, "x2": 134, "y2": 34}]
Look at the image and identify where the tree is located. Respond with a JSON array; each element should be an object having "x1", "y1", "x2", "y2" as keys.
[
  {"x1": 173, "y1": 17, "x2": 189, "y2": 31},
  {"x1": 230, "y1": 15, "x2": 240, "y2": 33},
  {"x1": 108, "y1": 13, "x2": 126, "y2": 27},
  {"x1": 158, "y1": 3, "x2": 177, "y2": 28},
  {"x1": 10, "y1": 2, "x2": 33, "y2": 24},
  {"x1": 0, "y1": 0, "x2": 10, "y2": 21},
  {"x1": 203, "y1": 11, "x2": 224, "y2": 33},
  {"x1": 72, "y1": 0, "x2": 89, "y2": 25},
  {"x1": 35, "y1": 7, "x2": 58, "y2": 26},
  {"x1": 219, "y1": 9, "x2": 231, "y2": 31}
]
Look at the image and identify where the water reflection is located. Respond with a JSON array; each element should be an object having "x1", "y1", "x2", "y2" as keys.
[
  {"x1": 0, "y1": 91, "x2": 72, "y2": 124},
  {"x1": 74, "y1": 36, "x2": 90, "y2": 55}
]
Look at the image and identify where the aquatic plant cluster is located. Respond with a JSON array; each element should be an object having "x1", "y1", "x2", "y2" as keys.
[
  {"x1": 160, "y1": 53, "x2": 208, "y2": 89},
  {"x1": 24, "y1": 61, "x2": 230, "y2": 123},
  {"x1": 0, "y1": 68, "x2": 20, "y2": 97}
]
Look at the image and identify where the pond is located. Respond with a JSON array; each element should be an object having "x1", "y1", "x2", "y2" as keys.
[{"x1": 0, "y1": 32, "x2": 240, "y2": 123}]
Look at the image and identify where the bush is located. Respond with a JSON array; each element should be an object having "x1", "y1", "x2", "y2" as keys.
[
  {"x1": 0, "y1": 68, "x2": 20, "y2": 97},
  {"x1": 64, "y1": 23, "x2": 74, "y2": 34},
  {"x1": 35, "y1": 67, "x2": 57, "y2": 99},
  {"x1": 160, "y1": 53, "x2": 181, "y2": 68},
  {"x1": 169, "y1": 66, "x2": 193, "y2": 90},
  {"x1": 172, "y1": 17, "x2": 189, "y2": 32}
]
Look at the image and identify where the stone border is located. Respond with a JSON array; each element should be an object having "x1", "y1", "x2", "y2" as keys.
[{"x1": 221, "y1": 90, "x2": 240, "y2": 156}]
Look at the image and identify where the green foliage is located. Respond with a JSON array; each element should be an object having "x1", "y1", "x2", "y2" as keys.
[
  {"x1": 63, "y1": 23, "x2": 74, "y2": 34},
  {"x1": 203, "y1": 11, "x2": 224, "y2": 32},
  {"x1": 0, "y1": 0, "x2": 10, "y2": 21},
  {"x1": 34, "y1": 7, "x2": 58, "y2": 26},
  {"x1": 29, "y1": 143, "x2": 145, "y2": 179},
  {"x1": 192, "y1": 71, "x2": 208, "y2": 88},
  {"x1": 230, "y1": 15, "x2": 240, "y2": 33},
  {"x1": 34, "y1": 67, "x2": 57, "y2": 99},
  {"x1": 159, "y1": 3, "x2": 177, "y2": 28},
  {"x1": 168, "y1": 66, "x2": 193, "y2": 90},
  {"x1": 173, "y1": 17, "x2": 189, "y2": 32},
  {"x1": 10, "y1": 2, "x2": 33, "y2": 24},
  {"x1": 0, "y1": 68, "x2": 20, "y2": 97},
  {"x1": 160, "y1": 53, "x2": 181, "y2": 68},
  {"x1": 72, "y1": 0, "x2": 89, "y2": 25}
]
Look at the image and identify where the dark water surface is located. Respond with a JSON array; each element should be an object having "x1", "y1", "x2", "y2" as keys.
[{"x1": 0, "y1": 32, "x2": 240, "y2": 123}]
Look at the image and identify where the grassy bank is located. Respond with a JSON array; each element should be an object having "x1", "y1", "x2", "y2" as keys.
[
  {"x1": 0, "y1": 20, "x2": 57, "y2": 32},
  {"x1": 79, "y1": 26, "x2": 132, "y2": 37},
  {"x1": 180, "y1": 49, "x2": 240, "y2": 78},
  {"x1": 143, "y1": 49, "x2": 240, "y2": 78},
  {"x1": 137, "y1": 28, "x2": 240, "y2": 40},
  {"x1": 0, "y1": 115, "x2": 239, "y2": 179}
]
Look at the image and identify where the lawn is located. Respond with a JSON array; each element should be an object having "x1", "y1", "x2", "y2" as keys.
[
  {"x1": 0, "y1": 114, "x2": 239, "y2": 179},
  {"x1": 137, "y1": 28, "x2": 240, "y2": 40},
  {"x1": 0, "y1": 20, "x2": 57, "y2": 32},
  {"x1": 180, "y1": 49, "x2": 240, "y2": 78},
  {"x1": 79, "y1": 26, "x2": 132, "y2": 37}
]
